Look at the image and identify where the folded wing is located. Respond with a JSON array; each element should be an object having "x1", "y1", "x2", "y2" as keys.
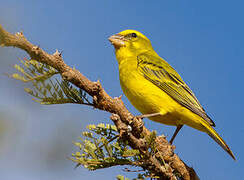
[{"x1": 137, "y1": 53, "x2": 215, "y2": 126}]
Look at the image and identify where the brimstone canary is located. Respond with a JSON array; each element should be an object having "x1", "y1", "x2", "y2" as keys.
[{"x1": 109, "y1": 30, "x2": 235, "y2": 160}]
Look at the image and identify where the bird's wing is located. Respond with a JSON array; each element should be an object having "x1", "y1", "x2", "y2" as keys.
[{"x1": 137, "y1": 53, "x2": 215, "y2": 126}]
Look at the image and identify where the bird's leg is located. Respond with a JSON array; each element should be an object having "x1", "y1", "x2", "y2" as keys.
[
  {"x1": 169, "y1": 125, "x2": 183, "y2": 144},
  {"x1": 136, "y1": 112, "x2": 161, "y2": 119}
]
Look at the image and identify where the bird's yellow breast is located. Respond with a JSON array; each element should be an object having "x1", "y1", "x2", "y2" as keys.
[
  {"x1": 118, "y1": 58, "x2": 205, "y2": 131},
  {"x1": 118, "y1": 58, "x2": 182, "y2": 126}
]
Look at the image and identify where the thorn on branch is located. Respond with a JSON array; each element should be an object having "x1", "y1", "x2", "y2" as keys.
[
  {"x1": 127, "y1": 125, "x2": 132, "y2": 132},
  {"x1": 114, "y1": 96, "x2": 124, "y2": 105},
  {"x1": 118, "y1": 95, "x2": 123, "y2": 99},
  {"x1": 15, "y1": 31, "x2": 24, "y2": 38},
  {"x1": 95, "y1": 80, "x2": 102, "y2": 91},
  {"x1": 53, "y1": 49, "x2": 62, "y2": 57},
  {"x1": 93, "y1": 95, "x2": 98, "y2": 105}
]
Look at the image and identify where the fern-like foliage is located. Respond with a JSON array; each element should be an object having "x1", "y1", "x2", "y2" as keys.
[
  {"x1": 72, "y1": 123, "x2": 140, "y2": 170},
  {"x1": 72, "y1": 123, "x2": 161, "y2": 180},
  {"x1": 116, "y1": 175, "x2": 130, "y2": 180},
  {"x1": 11, "y1": 59, "x2": 92, "y2": 105}
]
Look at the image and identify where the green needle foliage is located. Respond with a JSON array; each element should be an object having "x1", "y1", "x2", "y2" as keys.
[
  {"x1": 71, "y1": 123, "x2": 141, "y2": 170},
  {"x1": 116, "y1": 175, "x2": 130, "y2": 180},
  {"x1": 11, "y1": 59, "x2": 92, "y2": 105},
  {"x1": 72, "y1": 123, "x2": 161, "y2": 179}
]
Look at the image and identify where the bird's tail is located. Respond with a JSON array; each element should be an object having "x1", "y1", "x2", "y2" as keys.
[{"x1": 201, "y1": 121, "x2": 236, "y2": 160}]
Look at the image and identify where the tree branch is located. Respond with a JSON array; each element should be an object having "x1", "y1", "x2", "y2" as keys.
[{"x1": 0, "y1": 25, "x2": 199, "y2": 180}]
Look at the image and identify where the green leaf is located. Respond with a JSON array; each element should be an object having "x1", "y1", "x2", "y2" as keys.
[{"x1": 12, "y1": 73, "x2": 28, "y2": 82}]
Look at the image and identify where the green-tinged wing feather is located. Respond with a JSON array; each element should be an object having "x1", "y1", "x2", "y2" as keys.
[{"x1": 137, "y1": 53, "x2": 215, "y2": 126}]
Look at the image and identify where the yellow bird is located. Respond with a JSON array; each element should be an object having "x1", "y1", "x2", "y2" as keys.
[{"x1": 109, "y1": 30, "x2": 235, "y2": 160}]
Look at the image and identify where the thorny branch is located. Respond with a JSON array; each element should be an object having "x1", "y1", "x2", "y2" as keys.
[{"x1": 0, "y1": 25, "x2": 199, "y2": 180}]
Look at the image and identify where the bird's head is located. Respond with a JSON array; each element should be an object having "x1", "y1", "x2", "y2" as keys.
[{"x1": 109, "y1": 30, "x2": 153, "y2": 60}]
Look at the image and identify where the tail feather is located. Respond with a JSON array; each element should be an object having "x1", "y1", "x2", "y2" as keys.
[{"x1": 202, "y1": 122, "x2": 236, "y2": 160}]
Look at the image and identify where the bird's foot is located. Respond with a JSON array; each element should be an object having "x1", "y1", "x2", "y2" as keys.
[
  {"x1": 136, "y1": 112, "x2": 161, "y2": 119},
  {"x1": 169, "y1": 125, "x2": 183, "y2": 144}
]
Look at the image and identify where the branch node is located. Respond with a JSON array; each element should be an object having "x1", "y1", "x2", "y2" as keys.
[
  {"x1": 110, "y1": 114, "x2": 128, "y2": 139},
  {"x1": 110, "y1": 113, "x2": 120, "y2": 121},
  {"x1": 129, "y1": 134, "x2": 147, "y2": 151},
  {"x1": 32, "y1": 46, "x2": 40, "y2": 55},
  {"x1": 61, "y1": 71, "x2": 74, "y2": 81}
]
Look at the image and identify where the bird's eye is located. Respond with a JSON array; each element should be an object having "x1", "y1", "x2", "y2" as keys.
[{"x1": 131, "y1": 33, "x2": 137, "y2": 38}]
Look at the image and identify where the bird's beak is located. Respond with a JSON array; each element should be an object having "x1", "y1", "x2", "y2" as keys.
[{"x1": 108, "y1": 34, "x2": 126, "y2": 48}]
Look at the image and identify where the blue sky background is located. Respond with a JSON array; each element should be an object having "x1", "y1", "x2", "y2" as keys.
[{"x1": 0, "y1": 1, "x2": 243, "y2": 179}]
